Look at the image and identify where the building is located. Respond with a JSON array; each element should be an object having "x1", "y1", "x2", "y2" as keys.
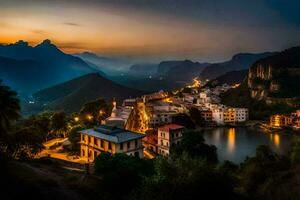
[
  {"x1": 79, "y1": 125, "x2": 145, "y2": 162},
  {"x1": 103, "y1": 101, "x2": 132, "y2": 128},
  {"x1": 224, "y1": 108, "x2": 236, "y2": 123},
  {"x1": 270, "y1": 115, "x2": 292, "y2": 128},
  {"x1": 143, "y1": 133, "x2": 158, "y2": 153},
  {"x1": 200, "y1": 110, "x2": 213, "y2": 122},
  {"x1": 223, "y1": 108, "x2": 248, "y2": 124},
  {"x1": 212, "y1": 108, "x2": 225, "y2": 125},
  {"x1": 148, "y1": 111, "x2": 178, "y2": 128},
  {"x1": 157, "y1": 124, "x2": 184, "y2": 156},
  {"x1": 235, "y1": 108, "x2": 249, "y2": 122},
  {"x1": 122, "y1": 98, "x2": 136, "y2": 108}
]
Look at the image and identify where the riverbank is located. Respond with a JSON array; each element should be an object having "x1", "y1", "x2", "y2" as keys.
[
  {"x1": 260, "y1": 122, "x2": 300, "y2": 135},
  {"x1": 195, "y1": 120, "x2": 264, "y2": 131}
]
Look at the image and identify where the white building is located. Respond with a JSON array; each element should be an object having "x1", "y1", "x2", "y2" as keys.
[
  {"x1": 148, "y1": 111, "x2": 178, "y2": 128},
  {"x1": 103, "y1": 101, "x2": 132, "y2": 128},
  {"x1": 235, "y1": 108, "x2": 249, "y2": 122},
  {"x1": 212, "y1": 108, "x2": 225, "y2": 125}
]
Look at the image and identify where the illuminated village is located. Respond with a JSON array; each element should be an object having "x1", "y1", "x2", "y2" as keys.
[
  {"x1": 2, "y1": 1, "x2": 300, "y2": 199},
  {"x1": 73, "y1": 78, "x2": 252, "y2": 162}
]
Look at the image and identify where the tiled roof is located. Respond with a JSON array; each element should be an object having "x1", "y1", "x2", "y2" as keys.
[
  {"x1": 158, "y1": 124, "x2": 184, "y2": 132},
  {"x1": 78, "y1": 125, "x2": 144, "y2": 143},
  {"x1": 143, "y1": 134, "x2": 158, "y2": 145}
]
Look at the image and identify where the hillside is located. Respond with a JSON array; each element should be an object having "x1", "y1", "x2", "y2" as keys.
[
  {"x1": 221, "y1": 46, "x2": 300, "y2": 119},
  {"x1": 0, "y1": 40, "x2": 97, "y2": 95},
  {"x1": 200, "y1": 52, "x2": 276, "y2": 80},
  {"x1": 33, "y1": 73, "x2": 145, "y2": 113},
  {"x1": 127, "y1": 63, "x2": 158, "y2": 77},
  {"x1": 156, "y1": 60, "x2": 209, "y2": 83},
  {"x1": 205, "y1": 70, "x2": 247, "y2": 87},
  {"x1": 74, "y1": 51, "x2": 132, "y2": 75}
]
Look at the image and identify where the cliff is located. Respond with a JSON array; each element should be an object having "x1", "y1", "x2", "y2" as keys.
[{"x1": 247, "y1": 46, "x2": 300, "y2": 104}]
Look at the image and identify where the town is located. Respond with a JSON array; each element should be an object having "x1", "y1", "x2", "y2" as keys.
[{"x1": 76, "y1": 78, "x2": 253, "y2": 161}]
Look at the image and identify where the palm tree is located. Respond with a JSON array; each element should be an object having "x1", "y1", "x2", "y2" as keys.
[{"x1": 0, "y1": 80, "x2": 20, "y2": 138}]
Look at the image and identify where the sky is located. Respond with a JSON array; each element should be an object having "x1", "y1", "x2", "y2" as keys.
[{"x1": 1, "y1": 0, "x2": 300, "y2": 62}]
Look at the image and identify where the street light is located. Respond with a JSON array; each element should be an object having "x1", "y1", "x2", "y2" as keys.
[{"x1": 74, "y1": 117, "x2": 79, "y2": 122}]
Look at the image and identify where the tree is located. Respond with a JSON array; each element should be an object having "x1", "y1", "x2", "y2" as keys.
[
  {"x1": 290, "y1": 142, "x2": 300, "y2": 165},
  {"x1": 173, "y1": 113, "x2": 195, "y2": 129},
  {"x1": 22, "y1": 112, "x2": 52, "y2": 141},
  {"x1": 80, "y1": 98, "x2": 111, "y2": 126},
  {"x1": 50, "y1": 111, "x2": 68, "y2": 138},
  {"x1": 173, "y1": 130, "x2": 218, "y2": 163},
  {"x1": 137, "y1": 153, "x2": 237, "y2": 200},
  {"x1": 0, "y1": 80, "x2": 20, "y2": 138},
  {"x1": 94, "y1": 153, "x2": 153, "y2": 199},
  {"x1": 68, "y1": 125, "x2": 84, "y2": 154},
  {"x1": 189, "y1": 107, "x2": 205, "y2": 126},
  {"x1": 7, "y1": 126, "x2": 44, "y2": 160},
  {"x1": 239, "y1": 145, "x2": 290, "y2": 199}
]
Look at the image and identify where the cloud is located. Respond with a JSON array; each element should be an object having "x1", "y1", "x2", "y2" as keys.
[{"x1": 63, "y1": 22, "x2": 81, "y2": 26}]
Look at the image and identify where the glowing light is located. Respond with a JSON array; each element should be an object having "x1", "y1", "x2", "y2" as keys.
[
  {"x1": 99, "y1": 110, "x2": 105, "y2": 115},
  {"x1": 274, "y1": 134, "x2": 280, "y2": 147},
  {"x1": 74, "y1": 117, "x2": 79, "y2": 122},
  {"x1": 87, "y1": 115, "x2": 93, "y2": 120},
  {"x1": 232, "y1": 83, "x2": 240, "y2": 88},
  {"x1": 227, "y1": 128, "x2": 236, "y2": 153}
]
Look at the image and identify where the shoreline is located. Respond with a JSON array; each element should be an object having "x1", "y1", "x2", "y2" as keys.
[{"x1": 196, "y1": 121, "x2": 300, "y2": 135}]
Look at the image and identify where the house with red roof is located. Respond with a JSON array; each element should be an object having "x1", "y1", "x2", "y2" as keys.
[{"x1": 157, "y1": 124, "x2": 184, "y2": 156}]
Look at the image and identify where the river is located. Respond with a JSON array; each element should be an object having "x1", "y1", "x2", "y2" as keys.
[{"x1": 202, "y1": 127, "x2": 300, "y2": 163}]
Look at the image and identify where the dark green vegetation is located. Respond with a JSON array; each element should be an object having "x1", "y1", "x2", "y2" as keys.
[
  {"x1": 189, "y1": 107, "x2": 206, "y2": 126},
  {"x1": 205, "y1": 69, "x2": 247, "y2": 87},
  {"x1": 92, "y1": 131, "x2": 300, "y2": 200},
  {"x1": 1, "y1": 80, "x2": 300, "y2": 200},
  {"x1": 221, "y1": 83, "x2": 298, "y2": 120},
  {"x1": 30, "y1": 73, "x2": 144, "y2": 114}
]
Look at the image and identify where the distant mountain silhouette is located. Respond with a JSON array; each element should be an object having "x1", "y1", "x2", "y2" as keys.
[
  {"x1": 127, "y1": 63, "x2": 158, "y2": 77},
  {"x1": 33, "y1": 73, "x2": 145, "y2": 113},
  {"x1": 74, "y1": 51, "x2": 133, "y2": 75},
  {"x1": 200, "y1": 52, "x2": 276, "y2": 80},
  {"x1": 0, "y1": 40, "x2": 97, "y2": 95},
  {"x1": 156, "y1": 60, "x2": 209, "y2": 83}
]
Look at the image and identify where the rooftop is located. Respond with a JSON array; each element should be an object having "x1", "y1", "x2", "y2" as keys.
[
  {"x1": 79, "y1": 125, "x2": 145, "y2": 143},
  {"x1": 158, "y1": 124, "x2": 184, "y2": 132}
]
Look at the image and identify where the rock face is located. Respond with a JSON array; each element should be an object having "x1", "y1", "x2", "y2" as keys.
[{"x1": 247, "y1": 46, "x2": 300, "y2": 104}]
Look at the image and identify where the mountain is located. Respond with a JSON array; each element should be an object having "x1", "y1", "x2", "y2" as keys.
[
  {"x1": 32, "y1": 73, "x2": 145, "y2": 113},
  {"x1": 205, "y1": 70, "x2": 248, "y2": 88},
  {"x1": 127, "y1": 63, "x2": 158, "y2": 77},
  {"x1": 0, "y1": 40, "x2": 97, "y2": 95},
  {"x1": 248, "y1": 46, "x2": 300, "y2": 101},
  {"x1": 74, "y1": 51, "x2": 133, "y2": 75},
  {"x1": 156, "y1": 60, "x2": 209, "y2": 83},
  {"x1": 200, "y1": 52, "x2": 276, "y2": 80},
  {"x1": 221, "y1": 46, "x2": 300, "y2": 119}
]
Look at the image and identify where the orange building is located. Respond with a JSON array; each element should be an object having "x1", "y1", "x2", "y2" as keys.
[{"x1": 270, "y1": 115, "x2": 292, "y2": 128}]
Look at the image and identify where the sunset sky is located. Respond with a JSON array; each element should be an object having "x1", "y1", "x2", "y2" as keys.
[{"x1": 1, "y1": 0, "x2": 300, "y2": 61}]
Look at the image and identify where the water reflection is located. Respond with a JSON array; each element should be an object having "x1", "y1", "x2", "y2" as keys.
[
  {"x1": 202, "y1": 127, "x2": 300, "y2": 163},
  {"x1": 269, "y1": 133, "x2": 280, "y2": 148},
  {"x1": 227, "y1": 128, "x2": 236, "y2": 153}
]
